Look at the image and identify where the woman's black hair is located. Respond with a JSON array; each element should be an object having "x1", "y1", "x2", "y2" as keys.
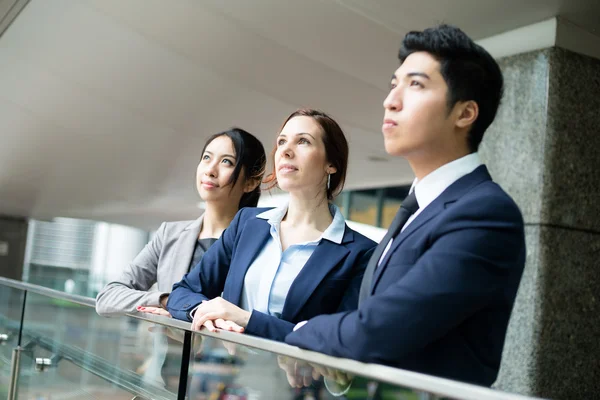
[{"x1": 201, "y1": 128, "x2": 266, "y2": 208}]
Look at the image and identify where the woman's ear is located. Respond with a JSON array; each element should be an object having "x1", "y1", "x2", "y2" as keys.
[
  {"x1": 326, "y1": 164, "x2": 337, "y2": 175},
  {"x1": 243, "y1": 178, "x2": 261, "y2": 193}
]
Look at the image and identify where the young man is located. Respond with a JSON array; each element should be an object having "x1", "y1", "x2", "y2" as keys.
[{"x1": 285, "y1": 24, "x2": 526, "y2": 387}]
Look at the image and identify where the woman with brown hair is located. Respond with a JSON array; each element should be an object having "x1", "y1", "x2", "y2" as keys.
[{"x1": 164, "y1": 109, "x2": 376, "y2": 342}]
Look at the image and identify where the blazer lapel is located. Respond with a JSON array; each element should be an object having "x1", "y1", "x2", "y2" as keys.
[
  {"x1": 370, "y1": 201, "x2": 443, "y2": 293},
  {"x1": 371, "y1": 165, "x2": 493, "y2": 293},
  {"x1": 281, "y1": 228, "x2": 353, "y2": 321},
  {"x1": 171, "y1": 216, "x2": 204, "y2": 282},
  {"x1": 224, "y1": 218, "x2": 272, "y2": 306}
]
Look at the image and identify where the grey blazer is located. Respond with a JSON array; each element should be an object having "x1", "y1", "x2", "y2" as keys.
[{"x1": 95, "y1": 215, "x2": 204, "y2": 316}]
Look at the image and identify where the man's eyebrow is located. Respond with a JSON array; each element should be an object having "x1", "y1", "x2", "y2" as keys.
[
  {"x1": 406, "y1": 72, "x2": 431, "y2": 79},
  {"x1": 391, "y1": 72, "x2": 431, "y2": 82}
]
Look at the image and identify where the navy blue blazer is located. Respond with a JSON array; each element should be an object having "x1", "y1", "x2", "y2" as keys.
[
  {"x1": 167, "y1": 207, "x2": 376, "y2": 342},
  {"x1": 286, "y1": 166, "x2": 526, "y2": 386}
]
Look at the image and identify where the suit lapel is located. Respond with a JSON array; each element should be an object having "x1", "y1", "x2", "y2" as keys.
[
  {"x1": 171, "y1": 216, "x2": 204, "y2": 282},
  {"x1": 370, "y1": 165, "x2": 493, "y2": 293},
  {"x1": 281, "y1": 228, "x2": 353, "y2": 321},
  {"x1": 225, "y1": 218, "x2": 272, "y2": 306},
  {"x1": 370, "y1": 201, "x2": 443, "y2": 292}
]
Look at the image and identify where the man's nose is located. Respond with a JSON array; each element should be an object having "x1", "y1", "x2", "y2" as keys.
[{"x1": 383, "y1": 88, "x2": 402, "y2": 111}]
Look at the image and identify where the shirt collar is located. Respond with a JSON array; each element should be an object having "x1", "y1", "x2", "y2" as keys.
[
  {"x1": 410, "y1": 152, "x2": 482, "y2": 211},
  {"x1": 256, "y1": 203, "x2": 346, "y2": 244}
]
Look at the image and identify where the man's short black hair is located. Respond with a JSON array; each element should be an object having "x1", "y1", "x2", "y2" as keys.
[{"x1": 399, "y1": 24, "x2": 504, "y2": 152}]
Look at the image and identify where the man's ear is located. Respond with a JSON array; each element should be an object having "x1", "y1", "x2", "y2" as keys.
[{"x1": 455, "y1": 100, "x2": 479, "y2": 129}]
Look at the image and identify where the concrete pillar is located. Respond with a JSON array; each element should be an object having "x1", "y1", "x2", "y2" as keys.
[{"x1": 479, "y1": 47, "x2": 600, "y2": 399}]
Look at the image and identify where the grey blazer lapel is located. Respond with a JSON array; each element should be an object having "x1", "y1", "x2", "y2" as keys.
[{"x1": 170, "y1": 215, "x2": 204, "y2": 282}]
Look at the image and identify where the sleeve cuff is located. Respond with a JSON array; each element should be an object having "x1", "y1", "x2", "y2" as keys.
[
  {"x1": 244, "y1": 309, "x2": 264, "y2": 334},
  {"x1": 293, "y1": 320, "x2": 308, "y2": 331},
  {"x1": 186, "y1": 305, "x2": 200, "y2": 322},
  {"x1": 142, "y1": 291, "x2": 164, "y2": 308}
]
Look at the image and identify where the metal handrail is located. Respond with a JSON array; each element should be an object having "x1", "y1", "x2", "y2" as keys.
[{"x1": 0, "y1": 277, "x2": 541, "y2": 400}]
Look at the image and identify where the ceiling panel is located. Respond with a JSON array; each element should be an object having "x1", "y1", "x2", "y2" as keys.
[{"x1": 0, "y1": 0, "x2": 598, "y2": 229}]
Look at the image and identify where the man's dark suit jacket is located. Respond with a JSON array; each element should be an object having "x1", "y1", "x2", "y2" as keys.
[
  {"x1": 166, "y1": 207, "x2": 376, "y2": 342},
  {"x1": 285, "y1": 166, "x2": 526, "y2": 386}
]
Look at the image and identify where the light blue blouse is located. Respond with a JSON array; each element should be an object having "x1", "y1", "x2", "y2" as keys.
[{"x1": 240, "y1": 203, "x2": 346, "y2": 317}]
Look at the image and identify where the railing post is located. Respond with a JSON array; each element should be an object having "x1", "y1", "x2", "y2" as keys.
[
  {"x1": 177, "y1": 330, "x2": 192, "y2": 400},
  {"x1": 7, "y1": 346, "x2": 23, "y2": 400},
  {"x1": 8, "y1": 289, "x2": 28, "y2": 399}
]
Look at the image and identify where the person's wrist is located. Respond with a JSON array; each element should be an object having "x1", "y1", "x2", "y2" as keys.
[
  {"x1": 159, "y1": 293, "x2": 169, "y2": 308},
  {"x1": 239, "y1": 310, "x2": 251, "y2": 328}
]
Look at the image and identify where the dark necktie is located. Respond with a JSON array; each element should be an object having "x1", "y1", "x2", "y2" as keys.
[{"x1": 358, "y1": 191, "x2": 419, "y2": 305}]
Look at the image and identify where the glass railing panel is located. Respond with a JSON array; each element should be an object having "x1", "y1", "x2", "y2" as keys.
[
  {"x1": 15, "y1": 291, "x2": 189, "y2": 399},
  {"x1": 0, "y1": 285, "x2": 25, "y2": 399},
  {"x1": 0, "y1": 279, "x2": 540, "y2": 400},
  {"x1": 186, "y1": 332, "x2": 439, "y2": 400}
]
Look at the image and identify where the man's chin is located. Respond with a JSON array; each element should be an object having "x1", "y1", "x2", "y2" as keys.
[{"x1": 383, "y1": 140, "x2": 410, "y2": 157}]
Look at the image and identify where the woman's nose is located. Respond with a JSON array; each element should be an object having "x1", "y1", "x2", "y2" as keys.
[
  {"x1": 204, "y1": 162, "x2": 218, "y2": 177},
  {"x1": 281, "y1": 145, "x2": 293, "y2": 158}
]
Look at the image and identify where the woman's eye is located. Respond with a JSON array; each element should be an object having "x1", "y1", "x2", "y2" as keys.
[
  {"x1": 277, "y1": 139, "x2": 286, "y2": 146},
  {"x1": 222, "y1": 159, "x2": 233, "y2": 165},
  {"x1": 202, "y1": 155, "x2": 210, "y2": 161},
  {"x1": 299, "y1": 138, "x2": 309, "y2": 144},
  {"x1": 410, "y1": 80, "x2": 423, "y2": 88}
]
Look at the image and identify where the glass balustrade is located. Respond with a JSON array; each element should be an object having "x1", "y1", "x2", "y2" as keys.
[{"x1": 0, "y1": 277, "x2": 541, "y2": 400}]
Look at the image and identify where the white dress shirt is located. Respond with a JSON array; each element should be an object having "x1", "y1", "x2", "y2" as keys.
[{"x1": 379, "y1": 152, "x2": 483, "y2": 264}]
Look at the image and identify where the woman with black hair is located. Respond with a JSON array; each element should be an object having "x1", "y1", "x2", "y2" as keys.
[{"x1": 96, "y1": 128, "x2": 266, "y2": 316}]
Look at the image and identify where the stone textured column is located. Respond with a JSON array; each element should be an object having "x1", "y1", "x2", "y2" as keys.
[
  {"x1": 479, "y1": 47, "x2": 600, "y2": 399},
  {"x1": 0, "y1": 216, "x2": 28, "y2": 280}
]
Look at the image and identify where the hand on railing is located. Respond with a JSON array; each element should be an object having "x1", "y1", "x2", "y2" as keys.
[
  {"x1": 137, "y1": 306, "x2": 171, "y2": 317},
  {"x1": 191, "y1": 297, "x2": 248, "y2": 333}
]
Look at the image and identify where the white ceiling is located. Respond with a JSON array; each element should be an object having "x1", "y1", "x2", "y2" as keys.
[{"x1": 0, "y1": 0, "x2": 598, "y2": 230}]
